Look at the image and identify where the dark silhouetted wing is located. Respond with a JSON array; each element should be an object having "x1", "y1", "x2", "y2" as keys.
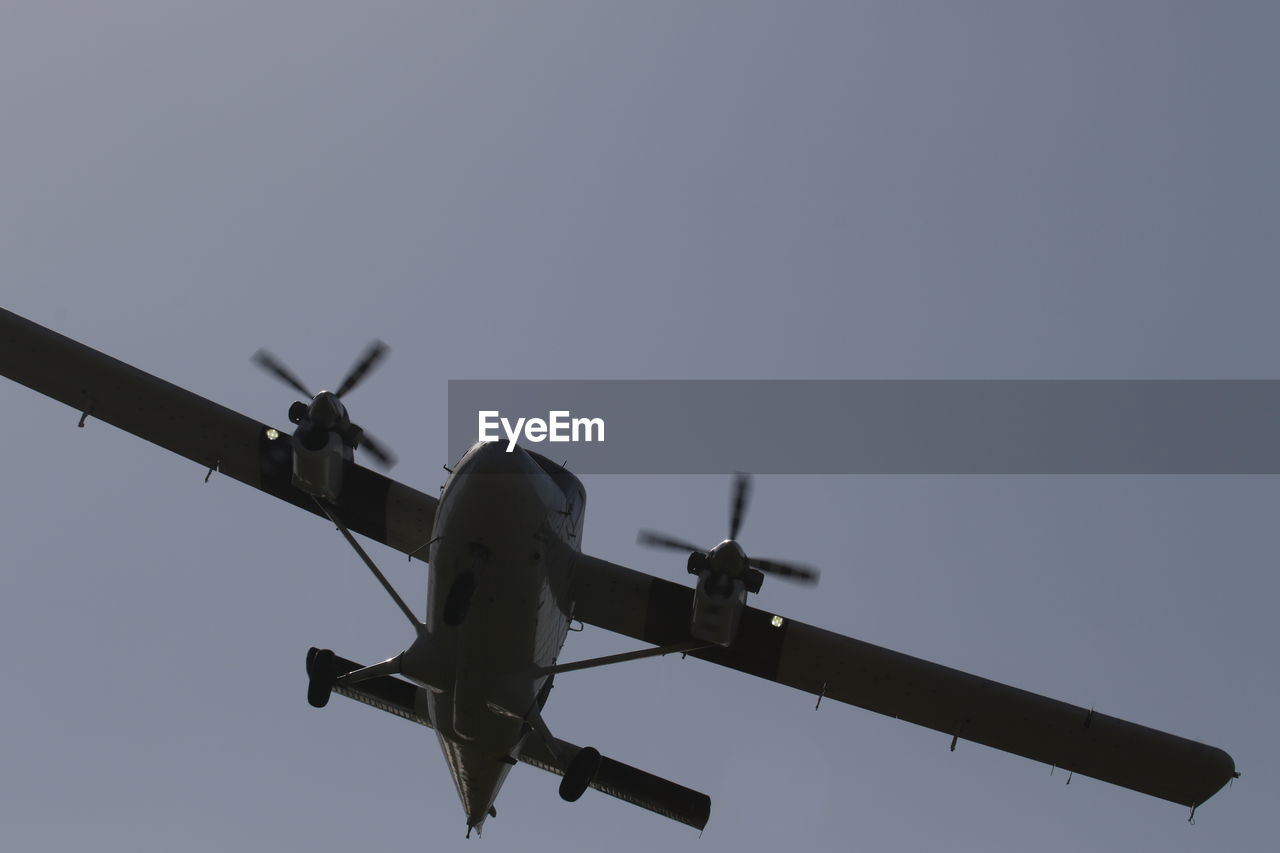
[
  {"x1": 0, "y1": 308, "x2": 434, "y2": 554},
  {"x1": 571, "y1": 552, "x2": 1236, "y2": 809}
]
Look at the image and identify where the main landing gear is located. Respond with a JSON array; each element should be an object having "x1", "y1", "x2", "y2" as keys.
[
  {"x1": 558, "y1": 746, "x2": 601, "y2": 802},
  {"x1": 307, "y1": 648, "x2": 336, "y2": 708},
  {"x1": 302, "y1": 498, "x2": 423, "y2": 709}
]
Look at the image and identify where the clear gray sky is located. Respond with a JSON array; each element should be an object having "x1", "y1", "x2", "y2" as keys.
[{"x1": 1, "y1": 3, "x2": 1274, "y2": 851}]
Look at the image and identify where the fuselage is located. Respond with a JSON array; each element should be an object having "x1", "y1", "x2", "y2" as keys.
[{"x1": 398, "y1": 441, "x2": 585, "y2": 831}]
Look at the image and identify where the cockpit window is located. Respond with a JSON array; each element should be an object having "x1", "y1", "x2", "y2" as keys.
[{"x1": 528, "y1": 450, "x2": 584, "y2": 502}]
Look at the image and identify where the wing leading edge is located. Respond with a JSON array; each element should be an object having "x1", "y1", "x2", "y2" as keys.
[
  {"x1": 572, "y1": 552, "x2": 1236, "y2": 809},
  {"x1": 0, "y1": 308, "x2": 436, "y2": 554}
]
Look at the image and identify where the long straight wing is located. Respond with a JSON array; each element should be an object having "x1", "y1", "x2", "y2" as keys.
[
  {"x1": 0, "y1": 307, "x2": 436, "y2": 553},
  {"x1": 315, "y1": 650, "x2": 711, "y2": 830},
  {"x1": 571, "y1": 552, "x2": 1237, "y2": 809}
]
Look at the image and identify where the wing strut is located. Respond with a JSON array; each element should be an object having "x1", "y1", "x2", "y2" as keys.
[
  {"x1": 315, "y1": 498, "x2": 423, "y2": 632},
  {"x1": 538, "y1": 641, "x2": 709, "y2": 676}
]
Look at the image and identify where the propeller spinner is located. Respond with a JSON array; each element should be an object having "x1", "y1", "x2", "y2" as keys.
[
  {"x1": 638, "y1": 473, "x2": 819, "y2": 590},
  {"x1": 252, "y1": 340, "x2": 397, "y2": 470}
]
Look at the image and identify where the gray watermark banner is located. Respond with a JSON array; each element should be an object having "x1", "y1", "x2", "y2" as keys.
[{"x1": 447, "y1": 380, "x2": 1280, "y2": 474}]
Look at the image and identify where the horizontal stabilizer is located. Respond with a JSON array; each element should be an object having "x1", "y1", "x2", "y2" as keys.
[{"x1": 308, "y1": 649, "x2": 711, "y2": 830}]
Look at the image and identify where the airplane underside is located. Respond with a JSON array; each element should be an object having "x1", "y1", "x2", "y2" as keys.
[
  {"x1": 305, "y1": 441, "x2": 711, "y2": 835},
  {"x1": 421, "y1": 441, "x2": 572, "y2": 831}
]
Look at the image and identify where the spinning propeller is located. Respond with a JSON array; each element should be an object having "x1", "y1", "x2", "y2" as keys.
[
  {"x1": 252, "y1": 340, "x2": 397, "y2": 469},
  {"x1": 639, "y1": 473, "x2": 818, "y2": 590}
]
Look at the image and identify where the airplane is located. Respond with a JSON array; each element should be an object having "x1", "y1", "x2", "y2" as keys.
[{"x1": 0, "y1": 307, "x2": 1238, "y2": 836}]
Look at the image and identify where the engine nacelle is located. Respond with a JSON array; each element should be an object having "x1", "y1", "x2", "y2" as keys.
[
  {"x1": 291, "y1": 429, "x2": 348, "y2": 501},
  {"x1": 690, "y1": 571, "x2": 747, "y2": 647}
]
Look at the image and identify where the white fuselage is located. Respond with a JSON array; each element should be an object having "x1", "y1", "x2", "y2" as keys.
[{"x1": 398, "y1": 441, "x2": 585, "y2": 830}]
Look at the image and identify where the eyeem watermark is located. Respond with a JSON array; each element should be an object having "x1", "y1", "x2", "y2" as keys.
[
  {"x1": 452, "y1": 380, "x2": 1280, "y2": 473},
  {"x1": 478, "y1": 410, "x2": 605, "y2": 451}
]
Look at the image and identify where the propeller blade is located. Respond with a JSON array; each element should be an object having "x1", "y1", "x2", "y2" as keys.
[
  {"x1": 638, "y1": 530, "x2": 706, "y2": 554},
  {"x1": 357, "y1": 430, "x2": 397, "y2": 470},
  {"x1": 748, "y1": 557, "x2": 819, "y2": 585},
  {"x1": 729, "y1": 472, "x2": 751, "y2": 540},
  {"x1": 252, "y1": 349, "x2": 313, "y2": 398},
  {"x1": 335, "y1": 340, "x2": 388, "y2": 398}
]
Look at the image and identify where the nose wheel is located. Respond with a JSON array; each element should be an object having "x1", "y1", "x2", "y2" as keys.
[{"x1": 307, "y1": 648, "x2": 336, "y2": 708}]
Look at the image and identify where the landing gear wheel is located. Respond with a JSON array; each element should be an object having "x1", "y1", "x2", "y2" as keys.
[
  {"x1": 308, "y1": 648, "x2": 335, "y2": 708},
  {"x1": 558, "y1": 746, "x2": 601, "y2": 802}
]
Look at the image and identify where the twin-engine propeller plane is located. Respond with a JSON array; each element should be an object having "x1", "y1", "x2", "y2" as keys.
[{"x1": 0, "y1": 308, "x2": 1238, "y2": 835}]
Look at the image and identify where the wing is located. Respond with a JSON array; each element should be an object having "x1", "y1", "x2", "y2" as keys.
[
  {"x1": 571, "y1": 552, "x2": 1237, "y2": 809},
  {"x1": 0, "y1": 308, "x2": 436, "y2": 553}
]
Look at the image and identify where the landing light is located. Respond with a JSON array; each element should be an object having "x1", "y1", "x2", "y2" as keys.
[
  {"x1": 770, "y1": 615, "x2": 784, "y2": 628},
  {"x1": 265, "y1": 428, "x2": 280, "y2": 440}
]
